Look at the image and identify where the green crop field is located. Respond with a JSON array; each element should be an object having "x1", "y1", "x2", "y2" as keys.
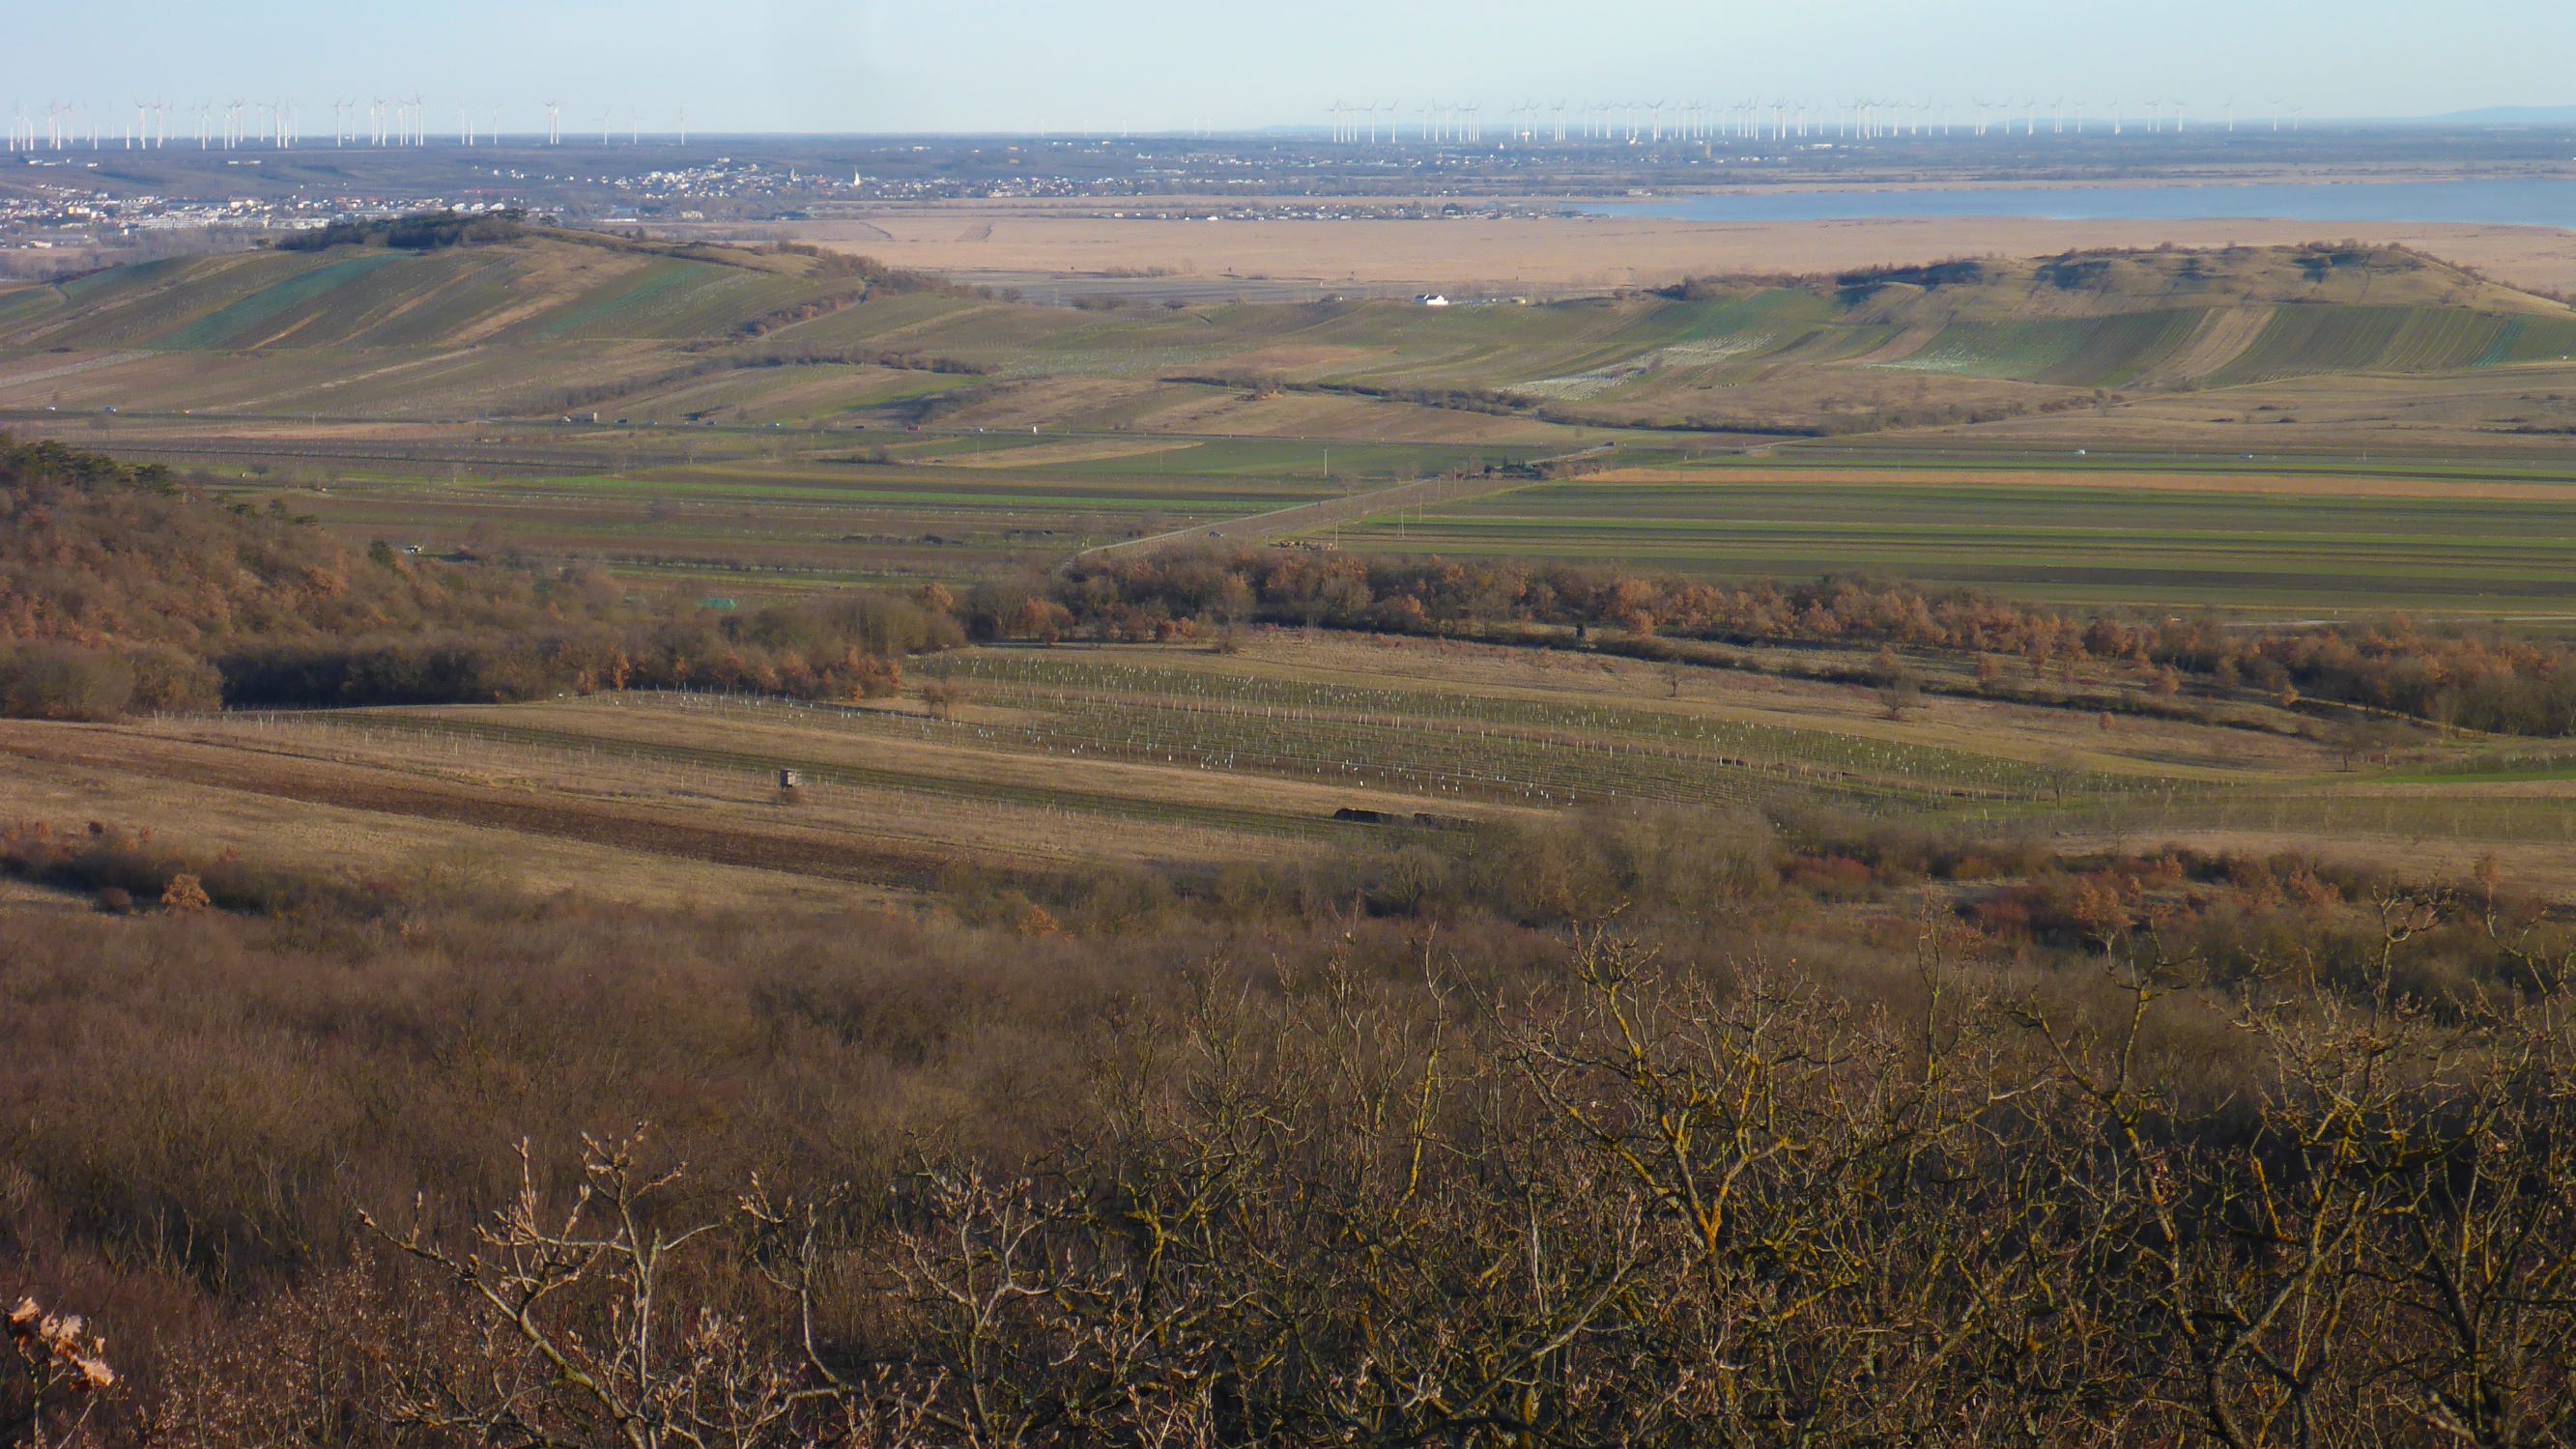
[
  {"x1": 2481, "y1": 313, "x2": 2576, "y2": 367},
  {"x1": 1328, "y1": 468, "x2": 2576, "y2": 613},
  {"x1": 2194, "y1": 304, "x2": 2546, "y2": 385},
  {"x1": 1882, "y1": 309, "x2": 2209, "y2": 387},
  {"x1": 6, "y1": 232, "x2": 2576, "y2": 611}
]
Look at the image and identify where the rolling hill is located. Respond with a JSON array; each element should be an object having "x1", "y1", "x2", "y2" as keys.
[{"x1": 1, "y1": 232, "x2": 2572, "y2": 441}]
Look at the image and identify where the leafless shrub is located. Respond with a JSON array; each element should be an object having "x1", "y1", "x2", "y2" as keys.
[{"x1": 5, "y1": 1295, "x2": 116, "y2": 1448}]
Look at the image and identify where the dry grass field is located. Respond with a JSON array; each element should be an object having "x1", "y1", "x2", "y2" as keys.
[
  {"x1": 15, "y1": 626, "x2": 2576, "y2": 902},
  {"x1": 729, "y1": 209, "x2": 2576, "y2": 298}
]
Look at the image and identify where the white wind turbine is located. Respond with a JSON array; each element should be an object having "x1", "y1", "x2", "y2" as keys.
[{"x1": 543, "y1": 99, "x2": 562, "y2": 145}]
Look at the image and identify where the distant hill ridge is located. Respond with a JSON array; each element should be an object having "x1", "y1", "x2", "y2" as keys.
[
  {"x1": 0, "y1": 232, "x2": 2570, "y2": 426},
  {"x1": 1684, "y1": 243, "x2": 2576, "y2": 389},
  {"x1": 0, "y1": 221, "x2": 932, "y2": 356}
]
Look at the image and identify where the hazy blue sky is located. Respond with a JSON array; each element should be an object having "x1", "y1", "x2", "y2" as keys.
[{"x1": 10, "y1": 0, "x2": 2569, "y2": 136}]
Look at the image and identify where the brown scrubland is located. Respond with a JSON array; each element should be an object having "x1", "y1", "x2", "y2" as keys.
[{"x1": 3, "y1": 803, "x2": 2575, "y2": 1446}]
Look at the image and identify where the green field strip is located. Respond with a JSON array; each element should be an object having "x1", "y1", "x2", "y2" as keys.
[
  {"x1": 2478, "y1": 314, "x2": 2576, "y2": 368},
  {"x1": 358, "y1": 253, "x2": 528, "y2": 349},
  {"x1": 923, "y1": 653, "x2": 2154, "y2": 806},
  {"x1": 0, "y1": 287, "x2": 60, "y2": 330},
  {"x1": 2206, "y1": 304, "x2": 2419, "y2": 384},
  {"x1": 2038, "y1": 308, "x2": 2208, "y2": 387},
  {"x1": 1325, "y1": 536, "x2": 2576, "y2": 609},
  {"x1": 1341, "y1": 516, "x2": 2576, "y2": 574},
  {"x1": 157, "y1": 253, "x2": 410, "y2": 350},
  {"x1": 1328, "y1": 473, "x2": 2576, "y2": 609},
  {"x1": 51, "y1": 255, "x2": 195, "y2": 302},
  {"x1": 2381, "y1": 309, "x2": 2511, "y2": 372},
  {"x1": 1657, "y1": 450, "x2": 2576, "y2": 485},
  {"x1": 516, "y1": 258, "x2": 711, "y2": 341},
  {"x1": 488, "y1": 468, "x2": 1325, "y2": 513},
  {"x1": 24, "y1": 253, "x2": 320, "y2": 350},
  {"x1": 1877, "y1": 319, "x2": 2095, "y2": 380}
]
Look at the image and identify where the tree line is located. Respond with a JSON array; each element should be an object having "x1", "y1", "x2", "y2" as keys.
[
  {"x1": 1034, "y1": 549, "x2": 2576, "y2": 736},
  {"x1": 14, "y1": 434, "x2": 2576, "y2": 736},
  {"x1": 0, "y1": 436, "x2": 947, "y2": 718}
]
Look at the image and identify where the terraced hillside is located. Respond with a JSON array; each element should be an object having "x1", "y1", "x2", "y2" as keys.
[
  {"x1": 5, "y1": 239, "x2": 2573, "y2": 436},
  {"x1": 0, "y1": 236, "x2": 857, "y2": 354}
]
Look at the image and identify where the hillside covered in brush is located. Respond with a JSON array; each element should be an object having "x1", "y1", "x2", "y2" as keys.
[
  {"x1": 4, "y1": 233, "x2": 2571, "y2": 439},
  {"x1": 0, "y1": 436, "x2": 952, "y2": 718}
]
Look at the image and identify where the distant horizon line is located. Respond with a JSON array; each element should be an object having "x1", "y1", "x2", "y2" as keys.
[{"x1": 14, "y1": 115, "x2": 2576, "y2": 150}]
